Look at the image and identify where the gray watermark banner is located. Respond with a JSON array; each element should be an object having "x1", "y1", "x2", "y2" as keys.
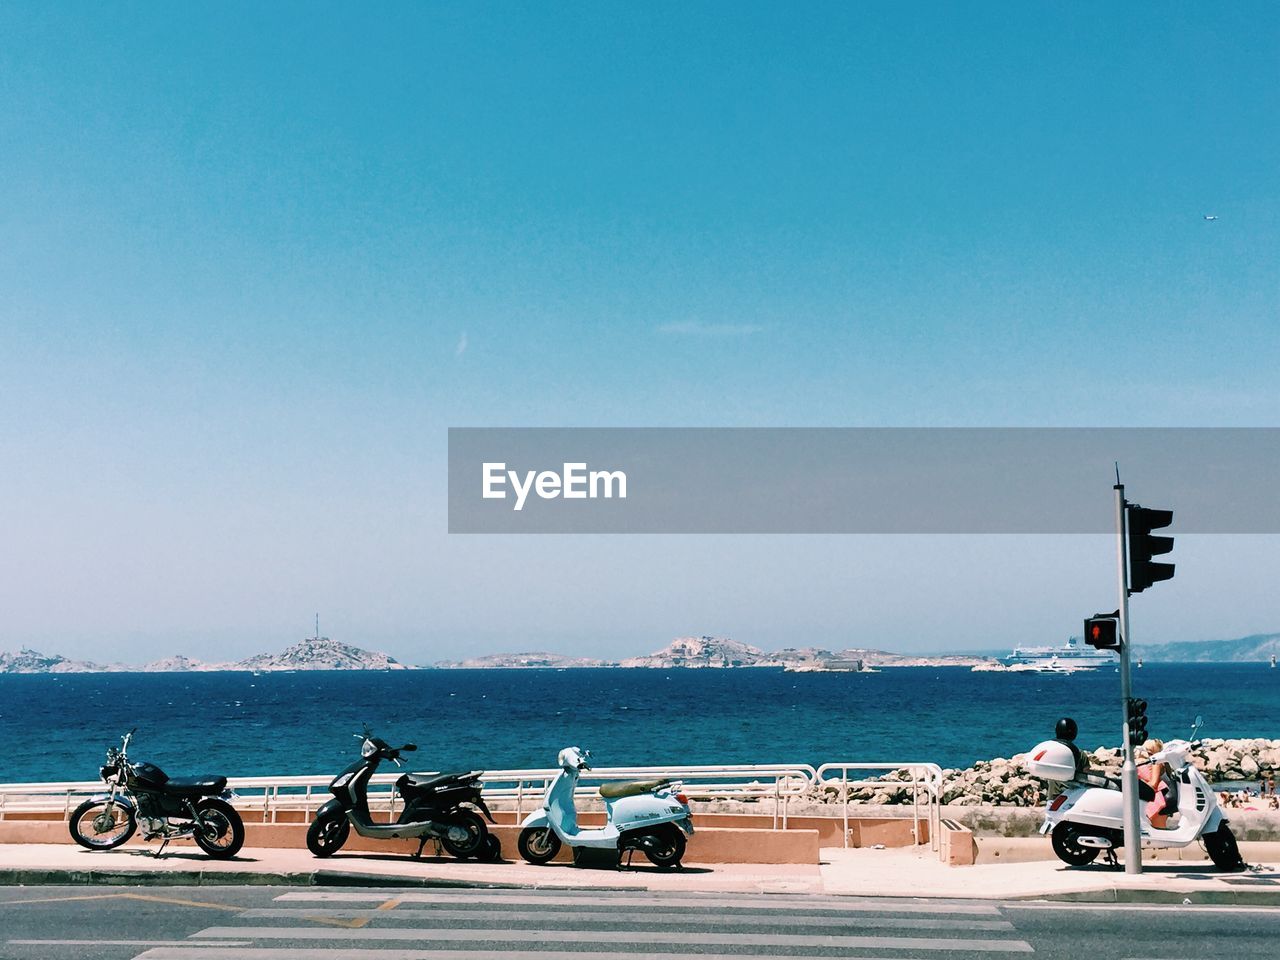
[{"x1": 447, "y1": 428, "x2": 1280, "y2": 534}]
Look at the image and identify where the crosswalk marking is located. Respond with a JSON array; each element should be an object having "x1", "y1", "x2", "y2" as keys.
[
  {"x1": 274, "y1": 889, "x2": 1003, "y2": 914},
  {"x1": 239, "y1": 906, "x2": 1015, "y2": 930},
  {"x1": 139, "y1": 952, "x2": 999, "y2": 960},
  {"x1": 188, "y1": 926, "x2": 1035, "y2": 951}
]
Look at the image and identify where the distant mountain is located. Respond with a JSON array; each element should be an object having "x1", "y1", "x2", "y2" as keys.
[
  {"x1": 435, "y1": 651, "x2": 614, "y2": 669},
  {"x1": 236, "y1": 636, "x2": 412, "y2": 671},
  {"x1": 1139, "y1": 633, "x2": 1280, "y2": 663}
]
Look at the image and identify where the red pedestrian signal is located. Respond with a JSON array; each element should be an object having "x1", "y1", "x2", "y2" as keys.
[{"x1": 1084, "y1": 615, "x2": 1120, "y2": 650}]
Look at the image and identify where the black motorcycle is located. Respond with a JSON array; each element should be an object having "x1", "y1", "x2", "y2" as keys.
[
  {"x1": 306, "y1": 730, "x2": 500, "y2": 861},
  {"x1": 69, "y1": 729, "x2": 245, "y2": 858}
]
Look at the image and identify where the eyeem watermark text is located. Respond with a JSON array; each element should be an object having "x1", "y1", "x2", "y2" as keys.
[{"x1": 482, "y1": 462, "x2": 628, "y2": 511}]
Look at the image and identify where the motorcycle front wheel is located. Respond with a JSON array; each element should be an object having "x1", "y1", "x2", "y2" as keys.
[
  {"x1": 1204, "y1": 823, "x2": 1245, "y2": 871},
  {"x1": 69, "y1": 798, "x2": 137, "y2": 850},
  {"x1": 192, "y1": 797, "x2": 245, "y2": 859},
  {"x1": 1050, "y1": 822, "x2": 1100, "y2": 866},
  {"x1": 517, "y1": 826, "x2": 561, "y2": 864},
  {"x1": 306, "y1": 813, "x2": 350, "y2": 857},
  {"x1": 440, "y1": 809, "x2": 488, "y2": 859}
]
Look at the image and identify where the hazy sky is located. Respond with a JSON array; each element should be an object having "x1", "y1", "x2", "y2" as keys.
[{"x1": 2, "y1": 3, "x2": 1277, "y2": 662}]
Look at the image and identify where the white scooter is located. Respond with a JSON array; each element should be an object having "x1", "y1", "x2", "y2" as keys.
[
  {"x1": 516, "y1": 747, "x2": 695, "y2": 868},
  {"x1": 1027, "y1": 716, "x2": 1244, "y2": 870}
]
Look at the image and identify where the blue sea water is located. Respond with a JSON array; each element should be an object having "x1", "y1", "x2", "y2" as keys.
[{"x1": 0, "y1": 665, "x2": 1275, "y2": 784}]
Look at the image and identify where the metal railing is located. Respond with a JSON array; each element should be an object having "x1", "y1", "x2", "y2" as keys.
[
  {"x1": 0, "y1": 761, "x2": 943, "y2": 851},
  {"x1": 814, "y1": 762, "x2": 944, "y2": 852},
  {"x1": 0, "y1": 763, "x2": 817, "y2": 828}
]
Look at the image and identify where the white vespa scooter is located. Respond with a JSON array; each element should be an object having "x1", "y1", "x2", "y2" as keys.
[
  {"x1": 516, "y1": 747, "x2": 695, "y2": 868},
  {"x1": 1027, "y1": 716, "x2": 1244, "y2": 870}
]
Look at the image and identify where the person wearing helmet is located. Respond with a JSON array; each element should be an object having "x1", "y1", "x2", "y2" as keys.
[{"x1": 1053, "y1": 717, "x2": 1087, "y2": 779}]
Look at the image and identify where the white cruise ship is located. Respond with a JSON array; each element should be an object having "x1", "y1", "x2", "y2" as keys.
[{"x1": 1003, "y1": 635, "x2": 1113, "y2": 669}]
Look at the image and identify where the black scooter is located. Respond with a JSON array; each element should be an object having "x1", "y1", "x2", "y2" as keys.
[{"x1": 306, "y1": 730, "x2": 501, "y2": 861}]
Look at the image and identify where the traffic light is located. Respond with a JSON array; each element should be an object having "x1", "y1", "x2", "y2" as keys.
[
  {"x1": 1084, "y1": 615, "x2": 1121, "y2": 650},
  {"x1": 1126, "y1": 697, "x2": 1149, "y2": 746},
  {"x1": 1127, "y1": 504, "x2": 1175, "y2": 594}
]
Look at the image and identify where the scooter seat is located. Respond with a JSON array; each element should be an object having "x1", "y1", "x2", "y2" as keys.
[
  {"x1": 162, "y1": 775, "x2": 227, "y2": 797},
  {"x1": 397, "y1": 771, "x2": 479, "y2": 793},
  {"x1": 599, "y1": 778, "x2": 670, "y2": 799}
]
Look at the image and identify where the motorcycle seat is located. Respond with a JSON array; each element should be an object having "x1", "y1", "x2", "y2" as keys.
[
  {"x1": 599, "y1": 778, "x2": 670, "y2": 799},
  {"x1": 397, "y1": 771, "x2": 479, "y2": 793},
  {"x1": 162, "y1": 775, "x2": 227, "y2": 797}
]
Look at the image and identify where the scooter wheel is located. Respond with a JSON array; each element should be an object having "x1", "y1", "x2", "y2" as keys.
[
  {"x1": 640, "y1": 825, "x2": 686, "y2": 869},
  {"x1": 306, "y1": 814, "x2": 350, "y2": 858},
  {"x1": 477, "y1": 834, "x2": 503, "y2": 862},
  {"x1": 517, "y1": 826, "x2": 561, "y2": 864},
  {"x1": 1204, "y1": 823, "x2": 1246, "y2": 871},
  {"x1": 1050, "y1": 822, "x2": 1100, "y2": 866},
  {"x1": 441, "y1": 810, "x2": 488, "y2": 859}
]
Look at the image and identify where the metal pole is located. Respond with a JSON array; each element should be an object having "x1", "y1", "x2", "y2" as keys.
[{"x1": 1115, "y1": 482, "x2": 1142, "y2": 874}]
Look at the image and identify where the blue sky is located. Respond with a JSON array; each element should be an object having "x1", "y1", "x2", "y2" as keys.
[{"x1": 1, "y1": 3, "x2": 1277, "y2": 660}]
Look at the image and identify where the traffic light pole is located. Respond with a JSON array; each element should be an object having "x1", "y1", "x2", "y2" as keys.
[{"x1": 1115, "y1": 482, "x2": 1142, "y2": 874}]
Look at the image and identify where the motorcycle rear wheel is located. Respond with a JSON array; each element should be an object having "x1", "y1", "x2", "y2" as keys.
[
  {"x1": 193, "y1": 797, "x2": 245, "y2": 859},
  {"x1": 69, "y1": 798, "x2": 137, "y2": 851},
  {"x1": 1204, "y1": 823, "x2": 1245, "y2": 871},
  {"x1": 517, "y1": 826, "x2": 561, "y2": 864},
  {"x1": 1050, "y1": 822, "x2": 1100, "y2": 866},
  {"x1": 306, "y1": 813, "x2": 350, "y2": 858}
]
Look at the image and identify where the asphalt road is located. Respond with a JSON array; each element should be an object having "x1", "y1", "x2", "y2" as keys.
[{"x1": 1, "y1": 884, "x2": 1278, "y2": 960}]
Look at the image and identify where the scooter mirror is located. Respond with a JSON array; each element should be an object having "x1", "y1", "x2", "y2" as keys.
[{"x1": 402, "y1": 743, "x2": 418, "y2": 752}]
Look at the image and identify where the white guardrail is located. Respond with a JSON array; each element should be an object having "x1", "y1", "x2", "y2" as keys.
[
  {"x1": 0, "y1": 760, "x2": 942, "y2": 848},
  {"x1": 814, "y1": 762, "x2": 945, "y2": 852}
]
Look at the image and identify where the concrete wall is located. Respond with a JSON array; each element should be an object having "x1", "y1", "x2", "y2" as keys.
[{"x1": 0, "y1": 812, "x2": 821, "y2": 865}]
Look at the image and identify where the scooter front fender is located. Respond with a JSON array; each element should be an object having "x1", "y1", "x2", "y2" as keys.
[
  {"x1": 519, "y1": 810, "x2": 549, "y2": 830},
  {"x1": 315, "y1": 798, "x2": 346, "y2": 822}
]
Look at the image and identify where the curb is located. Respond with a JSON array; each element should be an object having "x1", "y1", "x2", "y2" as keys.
[
  {"x1": 1010, "y1": 887, "x2": 1280, "y2": 906},
  {"x1": 0, "y1": 867, "x2": 650, "y2": 892}
]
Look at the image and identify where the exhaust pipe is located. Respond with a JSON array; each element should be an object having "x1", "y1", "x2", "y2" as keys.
[{"x1": 1076, "y1": 835, "x2": 1114, "y2": 849}]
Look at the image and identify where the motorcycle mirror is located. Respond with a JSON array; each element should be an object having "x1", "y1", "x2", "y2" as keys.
[{"x1": 402, "y1": 743, "x2": 417, "y2": 752}]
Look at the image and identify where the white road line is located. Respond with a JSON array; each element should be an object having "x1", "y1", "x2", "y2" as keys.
[
  {"x1": 273, "y1": 890, "x2": 1002, "y2": 914},
  {"x1": 6, "y1": 940, "x2": 251, "y2": 947},
  {"x1": 190, "y1": 926, "x2": 1034, "y2": 951},
  {"x1": 239, "y1": 906, "x2": 1014, "y2": 930},
  {"x1": 1004, "y1": 901, "x2": 1280, "y2": 915},
  {"x1": 137, "y1": 951, "x2": 991, "y2": 960}
]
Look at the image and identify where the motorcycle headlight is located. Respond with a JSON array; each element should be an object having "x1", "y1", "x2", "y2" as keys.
[{"x1": 361, "y1": 739, "x2": 376, "y2": 758}]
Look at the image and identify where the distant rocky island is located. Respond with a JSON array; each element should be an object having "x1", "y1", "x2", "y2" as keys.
[
  {"x1": 435, "y1": 636, "x2": 995, "y2": 670},
  {"x1": 4, "y1": 629, "x2": 1276, "y2": 675},
  {"x1": 0, "y1": 637, "x2": 410, "y2": 674}
]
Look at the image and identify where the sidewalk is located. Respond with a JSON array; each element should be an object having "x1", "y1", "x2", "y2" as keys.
[{"x1": 2, "y1": 841, "x2": 1279, "y2": 904}]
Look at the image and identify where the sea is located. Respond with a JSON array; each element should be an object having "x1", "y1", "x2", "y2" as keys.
[{"x1": 0, "y1": 665, "x2": 1276, "y2": 784}]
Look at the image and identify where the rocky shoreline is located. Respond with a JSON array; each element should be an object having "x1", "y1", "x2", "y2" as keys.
[{"x1": 811, "y1": 738, "x2": 1280, "y2": 807}]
